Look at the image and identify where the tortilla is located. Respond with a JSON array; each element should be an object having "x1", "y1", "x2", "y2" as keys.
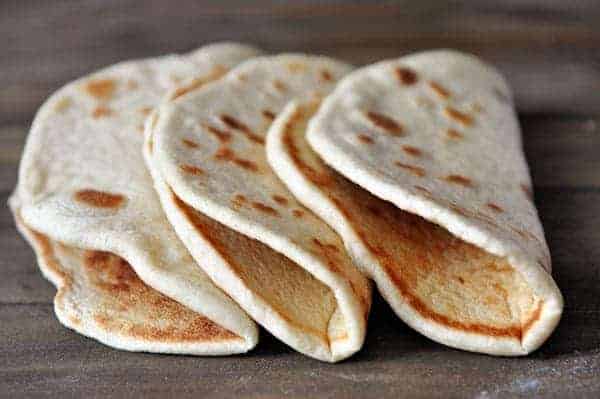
[
  {"x1": 146, "y1": 54, "x2": 371, "y2": 362},
  {"x1": 273, "y1": 50, "x2": 562, "y2": 355},
  {"x1": 12, "y1": 43, "x2": 262, "y2": 354}
]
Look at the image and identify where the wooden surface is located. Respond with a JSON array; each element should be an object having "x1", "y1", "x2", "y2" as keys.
[{"x1": 2, "y1": 1, "x2": 599, "y2": 398}]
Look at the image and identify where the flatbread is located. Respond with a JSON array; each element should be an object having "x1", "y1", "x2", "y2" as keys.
[
  {"x1": 12, "y1": 208, "x2": 243, "y2": 354},
  {"x1": 291, "y1": 50, "x2": 563, "y2": 355},
  {"x1": 12, "y1": 43, "x2": 262, "y2": 354},
  {"x1": 146, "y1": 54, "x2": 371, "y2": 362}
]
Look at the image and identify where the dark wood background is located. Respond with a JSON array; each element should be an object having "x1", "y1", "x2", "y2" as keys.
[{"x1": 1, "y1": 1, "x2": 599, "y2": 398}]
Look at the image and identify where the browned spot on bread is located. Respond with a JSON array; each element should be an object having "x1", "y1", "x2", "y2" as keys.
[
  {"x1": 281, "y1": 109, "x2": 333, "y2": 187},
  {"x1": 214, "y1": 147, "x2": 235, "y2": 160},
  {"x1": 402, "y1": 145, "x2": 423, "y2": 157},
  {"x1": 321, "y1": 69, "x2": 333, "y2": 81},
  {"x1": 84, "y1": 250, "x2": 111, "y2": 269},
  {"x1": 444, "y1": 174, "x2": 473, "y2": 187},
  {"x1": 272, "y1": 195, "x2": 289, "y2": 206},
  {"x1": 138, "y1": 107, "x2": 152, "y2": 116},
  {"x1": 182, "y1": 138, "x2": 199, "y2": 148},
  {"x1": 54, "y1": 97, "x2": 71, "y2": 112},
  {"x1": 486, "y1": 202, "x2": 504, "y2": 213},
  {"x1": 394, "y1": 162, "x2": 425, "y2": 177},
  {"x1": 521, "y1": 183, "x2": 534, "y2": 201},
  {"x1": 220, "y1": 114, "x2": 264, "y2": 145},
  {"x1": 74, "y1": 189, "x2": 125, "y2": 208},
  {"x1": 473, "y1": 210, "x2": 499, "y2": 228},
  {"x1": 447, "y1": 128, "x2": 464, "y2": 140},
  {"x1": 220, "y1": 114, "x2": 248, "y2": 131},
  {"x1": 287, "y1": 62, "x2": 306, "y2": 73},
  {"x1": 450, "y1": 204, "x2": 469, "y2": 217},
  {"x1": 292, "y1": 209, "x2": 304, "y2": 218},
  {"x1": 231, "y1": 194, "x2": 247, "y2": 209},
  {"x1": 262, "y1": 109, "x2": 276, "y2": 120},
  {"x1": 92, "y1": 106, "x2": 112, "y2": 118},
  {"x1": 395, "y1": 67, "x2": 418, "y2": 85},
  {"x1": 312, "y1": 238, "x2": 340, "y2": 253},
  {"x1": 170, "y1": 66, "x2": 228, "y2": 100},
  {"x1": 213, "y1": 147, "x2": 257, "y2": 172},
  {"x1": 233, "y1": 158, "x2": 259, "y2": 172},
  {"x1": 365, "y1": 203, "x2": 383, "y2": 217},
  {"x1": 85, "y1": 79, "x2": 116, "y2": 99},
  {"x1": 180, "y1": 164, "x2": 204, "y2": 176},
  {"x1": 444, "y1": 107, "x2": 474, "y2": 126},
  {"x1": 126, "y1": 80, "x2": 138, "y2": 90},
  {"x1": 330, "y1": 332, "x2": 349, "y2": 341},
  {"x1": 205, "y1": 124, "x2": 232, "y2": 143},
  {"x1": 234, "y1": 194, "x2": 247, "y2": 203},
  {"x1": 357, "y1": 134, "x2": 374, "y2": 144},
  {"x1": 84, "y1": 251, "x2": 138, "y2": 292},
  {"x1": 126, "y1": 316, "x2": 239, "y2": 342},
  {"x1": 273, "y1": 79, "x2": 287, "y2": 92},
  {"x1": 94, "y1": 313, "x2": 109, "y2": 326},
  {"x1": 413, "y1": 185, "x2": 432, "y2": 195},
  {"x1": 366, "y1": 111, "x2": 404, "y2": 136},
  {"x1": 428, "y1": 81, "x2": 450, "y2": 99},
  {"x1": 251, "y1": 202, "x2": 280, "y2": 216}
]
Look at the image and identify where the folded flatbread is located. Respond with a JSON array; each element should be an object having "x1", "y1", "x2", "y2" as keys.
[
  {"x1": 146, "y1": 54, "x2": 371, "y2": 362},
  {"x1": 11, "y1": 43, "x2": 262, "y2": 354},
  {"x1": 267, "y1": 50, "x2": 563, "y2": 355}
]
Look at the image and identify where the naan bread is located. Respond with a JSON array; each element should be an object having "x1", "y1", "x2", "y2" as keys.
[
  {"x1": 12, "y1": 43, "x2": 262, "y2": 354},
  {"x1": 146, "y1": 55, "x2": 371, "y2": 362},
  {"x1": 274, "y1": 50, "x2": 562, "y2": 355}
]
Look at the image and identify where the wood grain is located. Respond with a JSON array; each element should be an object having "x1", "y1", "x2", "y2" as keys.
[{"x1": 1, "y1": 1, "x2": 599, "y2": 398}]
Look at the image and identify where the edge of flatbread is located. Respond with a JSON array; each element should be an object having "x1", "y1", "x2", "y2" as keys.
[
  {"x1": 296, "y1": 50, "x2": 561, "y2": 355},
  {"x1": 12, "y1": 42, "x2": 262, "y2": 354},
  {"x1": 146, "y1": 54, "x2": 371, "y2": 362},
  {"x1": 10, "y1": 197, "x2": 251, "y2": 355}
]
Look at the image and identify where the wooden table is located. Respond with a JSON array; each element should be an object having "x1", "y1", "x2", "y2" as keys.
[{"x1": 2, "y1": 1, "x2": 599, "y2": 397}]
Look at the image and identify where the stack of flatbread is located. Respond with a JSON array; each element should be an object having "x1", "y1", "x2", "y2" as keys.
[{"x1": 11, "y1": 42, "x2": 563, "y2": 362}]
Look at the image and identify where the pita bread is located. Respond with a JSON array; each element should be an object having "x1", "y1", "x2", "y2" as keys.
[
  {"x1": 288, "y1": 50, "x2": 563, "y2": 355},
  {"x1": 146, "y1": 54, "x2": 371, "y2": 362},
  {"x1": 11, "y1": 207, "x2": 243, "y2": 354},
  {"x1": 12, "y1": 43, "x2": 262, "y2": 354}
]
